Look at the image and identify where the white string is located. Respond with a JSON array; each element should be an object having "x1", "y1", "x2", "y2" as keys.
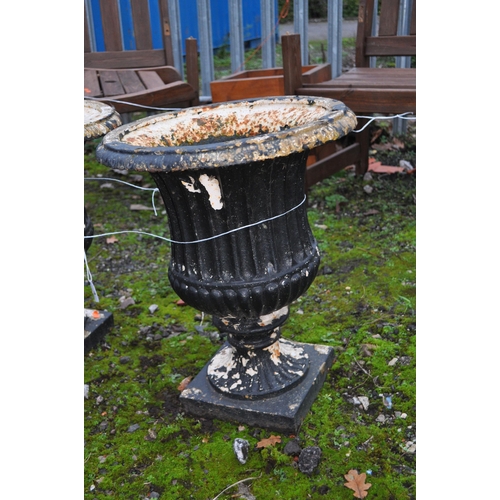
[
  {"x1": 84, "y1": 177, "x2": 160, "y2": 215},
  {"x1": 84, "y1": 194, "x2": 307, "y2": 245},
  {"x1": 84, "y1": 250, "x2": 100, "y2": 302},
  {"x1": 84, "y1": 95, "x2": 182, "y2": 112},
  {"x1": 353, "y1": 112, "x2": 416, "y2": 133}
]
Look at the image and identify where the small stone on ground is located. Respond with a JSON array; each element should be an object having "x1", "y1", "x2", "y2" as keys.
[{"x1": 298, "y1": 446, "x2": 322, "y2": 475}]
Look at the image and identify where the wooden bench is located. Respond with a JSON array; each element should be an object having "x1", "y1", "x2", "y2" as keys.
[
  {"x1": 282, "y1": 0, "x2": 416, "y2": 184},
  {"x1": 84, "y1": 0, "x2": 199, "y2": 115}
]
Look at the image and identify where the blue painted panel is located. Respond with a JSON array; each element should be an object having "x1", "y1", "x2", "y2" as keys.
[
  {"x1": 119, "y1": 0, "x2": 136, "y2": 50},
  {"x1": 88, "y1": 0, "x2": 278, "y2": 54},
  {"x1": 89, "y1": 0, "x2": 105, "y2": 51},
  {"x1": 148, "y1": 0, "x2": 163, "y2": 49}
]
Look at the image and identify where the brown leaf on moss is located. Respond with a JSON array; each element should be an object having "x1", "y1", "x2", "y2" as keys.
[
  {"x1": 344, "y1": 469, "x2": 372, "y2": 498},
  {"x1": 177, "y1": 376, "x2": 192, "y2": 391},
  {"x1": 256, "y1": 435, "x2": 281, "y2": 448}
]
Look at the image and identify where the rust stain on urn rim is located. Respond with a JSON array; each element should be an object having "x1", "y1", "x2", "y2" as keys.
[{"x1": 96, "y1": 96, "x2": 357, "y2": 172}]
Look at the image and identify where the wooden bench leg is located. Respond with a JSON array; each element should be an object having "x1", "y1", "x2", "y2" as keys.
[
  {"x1": 282, "y1": 34, "x2": 303, "y2": 95},
  {"x1": 354, "y1": 118, "x2": 370, "y2": 176}
]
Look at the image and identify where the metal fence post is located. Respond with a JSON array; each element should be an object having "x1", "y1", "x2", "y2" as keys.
[
  {"x1": 260, "y1": 0, "x2": 276, "y2": 68},
  {"x1": 294, "y1": 0, "x2": 309, "y2": 65},
  {"x1": 327, "y1": 0, "x2": 342, "y2": 77},
  {"x1": 393, "y1": 0, "x2": 413, "y2": 134},
  {"x1": 229, "y1": 0, "x2": 245, "y2": 73},
  {"x1": 197, "y1": 0, "x2": 215, "y2": 99},
  {"x1": 167, "y1": 0, "x2": 184, "y2": 80}
]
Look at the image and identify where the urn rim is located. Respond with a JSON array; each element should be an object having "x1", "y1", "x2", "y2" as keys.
[
  {"x1": 95, "y1": 96, "x2": 356, "y2": 172},
  {"x1": 84, "y1": 99, "x2": 122, "y2": 141}
]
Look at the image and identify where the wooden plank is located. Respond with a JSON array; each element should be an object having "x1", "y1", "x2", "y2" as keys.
[
  {"x1": 365, "y1": 35, "x2": 416, "y2": 56},
  {"x1": 118, "y1": 70, "x2": 146, "y2": 94},
  {"x1": 356, "y1": 0, "x2": 375, "y2": 67},
  {"x1": 185, "y1": 37, "x2": 200, "y2": 101},
  {"x1": 304, "y1": 68, "x2": 416, "y2": 88},
  {"x1": 85, "y1": 49, "x2": 167, "y2": 69},
  {"x1": 305, "y1": 143, "x2": 361, "y2": 189},
  {"x1": 211, "y1": 76, "x2": 285, "y2": 103},
  {"x1": 84, "y1": 4, "x2": 91, "y2": 53},
  {"x1": 159, "y1": 0, "x2": 175, "y2": 66},
  {"x1": 99, "y1": 70, "x2": 125, "y2": 97},
  {"x1": 131, "y1": 0, "x2": 152, "y2": 50},
  {"x1": 282, "y1": 34, "x2": 303, "y2": 95},
  {"x1": 107, "y1": 81, "x2": 197, "y2": 113},
  {"x1": 154, "y1": 66, "x2": 184, "y2": 84},
  {"x1": 99, "y1": 0, "x2": 122, "y2": 51},
  {"x1": 138, "y1": 70, "x2": 165, "y2": 90},
  {"x1": 84, "y1": 70, "x2": 102, "y2": 97},
  {"x1": 410, "y1": 0, "x2": 416, "y2": 35},
  {"x1": 379, "y1": 0, "x2": 400, "y2": 36},
  {"x1": 295, "y1": 86, "x2": 416, "y2": 114},
  {"x1": 302, "y1": 63, "x2": 331, "y2": 84}
]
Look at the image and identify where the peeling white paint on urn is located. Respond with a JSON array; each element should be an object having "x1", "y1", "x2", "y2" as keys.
[
  {"x1": 181, "y1": 176, "x2": 202, "y2": 193},
  {"x1": 199, "y1": 174, "x2": 223, "y2": 209},
  {"x1": 259, "y1": 306, "x2": 288, "y2": 326}
]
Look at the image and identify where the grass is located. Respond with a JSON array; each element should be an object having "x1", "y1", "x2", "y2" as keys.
[{"x1": 84, "y1": 128, "x2": 416, "y2": 499}]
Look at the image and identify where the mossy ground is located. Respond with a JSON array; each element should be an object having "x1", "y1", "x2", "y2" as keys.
[{"x1": 84, "y1": 119, "x2": 416, "y2": 499}]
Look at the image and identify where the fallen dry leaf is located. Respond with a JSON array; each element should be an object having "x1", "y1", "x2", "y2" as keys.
[
  {"x1": 106, "y1": 236, "x2": 118, "y2": 244},
  {"x1": 344, "y1": 469, "x2": 372, "y2": 498},
  {"x1": 177, "y1": 376, "x2": 192, "y2": 391},
  {"x1": 176, "y1": 299, "x2": 186, "y2": 306},
  {"x1": 256, "y1": 435, "x2": 281, "y2": 448}
]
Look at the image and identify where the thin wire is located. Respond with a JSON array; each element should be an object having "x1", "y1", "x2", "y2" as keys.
[
  {"x1": 353, "y1": 112, "x2": 416, "y2": 133},
  {"x1": 84, "y1": 250, "x2": 100, "y2": 302},
  {"x1": 85, "y1": 177, "x2": 160, "y2": 215},
  {"x1": 84, "y1": 95, "x2": 182, "y2": 112},
  {"x1": 84, "y1": 194, "x2": 307, "y2": 245}
]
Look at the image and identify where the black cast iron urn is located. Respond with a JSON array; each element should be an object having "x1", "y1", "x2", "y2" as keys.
[{"x1": 96, "y1": 96, "x2": 356, "y2": 432}]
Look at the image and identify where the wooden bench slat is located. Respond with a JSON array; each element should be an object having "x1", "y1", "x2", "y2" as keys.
[
  {"x1": 365, "y1": 36, "x2": 416, "y2": 57},
  {"x1": 131, "y1": 0, "x2": 153, "y2": 50},
  {"x1": 99, "y1": 0, "x2": 122, "y2": 51},
  {"x1": 85, "y1": 50, "x2": 167, "y2": 69},
  {"x1": 84, "y1": 69, "x2": 102, "y2": 97},
  {"x1": 303, "y1": 69, "x2": 416, "y2": 89},
  {"x1": 138, "y1": 70, "x2": 165, "y2": 90},
  {"x1": 296, "y1": 87, "x2": 416, "y2": 114},
  {"x1": 379, "y1": 0, "x2": 400, "y2": 36},
  {"x1": 99, "y1": 70, "x2": 125, "y2": 97},
  {"x1": 118, "y1": 70, "x2": 146, "y2": 94},
  {"x1": 84, "y1": 9, "x2": 91, "y2": 53}
]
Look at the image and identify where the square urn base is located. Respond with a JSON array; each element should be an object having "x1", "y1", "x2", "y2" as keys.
[
  {"x1": 84, "y1": 308, "x2": 113, "y2": 353},
  {"x1": 179, "y1": 341, "x2": 334, "y2": 434}
]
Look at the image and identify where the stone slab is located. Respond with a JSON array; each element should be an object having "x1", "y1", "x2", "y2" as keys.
[
  {"x1": 84, "y1": 308, "x2": 113, "y2": 353},
  {"x1": 179, "y1": 341, "x2": 334, "y2": 433}
]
